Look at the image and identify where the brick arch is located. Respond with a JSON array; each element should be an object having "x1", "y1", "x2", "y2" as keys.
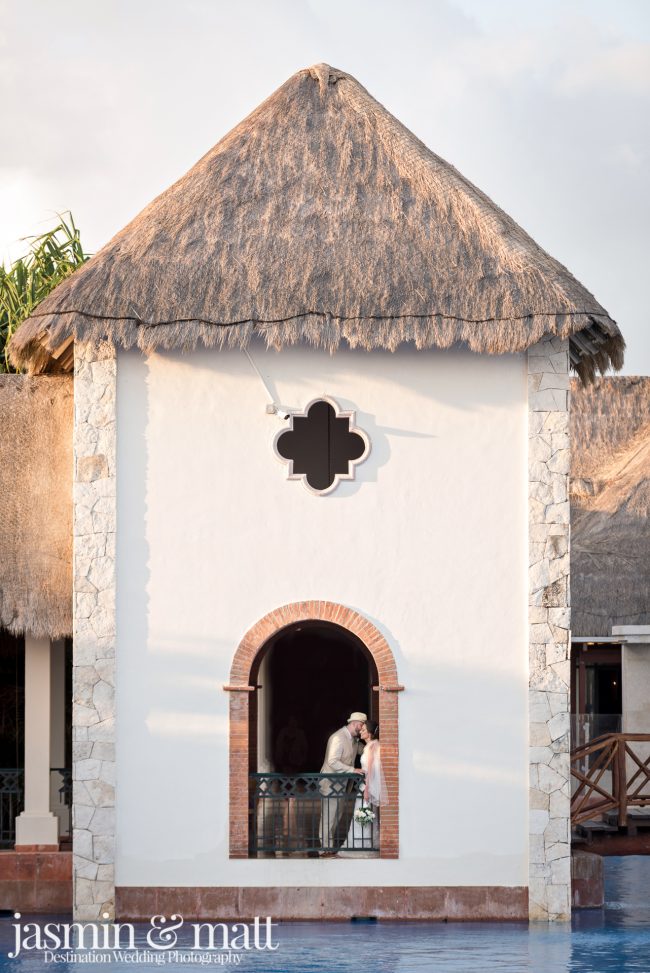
[{"x1": 227, "y1": 601, "x2": 401, "y2": 858}]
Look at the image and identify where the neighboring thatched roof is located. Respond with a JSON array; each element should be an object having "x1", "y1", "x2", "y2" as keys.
[
  {"x1": 0, "y1": 376, "x2": 72, "y2": 637},
  {"x1": 10, "y1": 63, "x2": 622, "y2": 380},
  {"x1": 571, "y1": 377, "x2": 650, "y2": 638}
]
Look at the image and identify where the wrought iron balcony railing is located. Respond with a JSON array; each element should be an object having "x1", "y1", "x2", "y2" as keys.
[
  {"x1": 250, "y1": 772, "x2": 378, "y2": 856},
  {"x1": 0, "y1": 769, "x2": 24, "y2": 847}
]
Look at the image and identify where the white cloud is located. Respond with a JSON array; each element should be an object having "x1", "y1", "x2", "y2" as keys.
[
  {"x1": 427, "y1": 19, "x2": 650, "y2": 97},
  {"x1": 0, "y1": 169, "x2": 57, "y2": 266},
  {"x1": 608, "y1": 143, "x2": 645, "y2": 169},
  {"x1": 557, "y1": 40, "x2": 650, "y2": 94}
]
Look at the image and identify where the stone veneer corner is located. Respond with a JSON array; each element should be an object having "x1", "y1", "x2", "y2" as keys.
[
  {"x1": 527, "y1": 335, "x2": 572, "y2": 921},
  {"x1": 72, "y1": 341, "x2": 117, "y2": 920}
]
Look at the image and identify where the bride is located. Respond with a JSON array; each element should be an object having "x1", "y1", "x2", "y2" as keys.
[{"x1": 343, "y1": 720, "x2": 388, "y2": 855}]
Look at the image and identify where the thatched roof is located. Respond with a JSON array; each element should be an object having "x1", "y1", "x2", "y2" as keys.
[
  {"x1": 571, "y1": 377, "x2": 650, "y2": 638},
  {"x1": 10, "y1": 63, "x2": 622, "y2": 379},
  {"x1": 0, "y1": 376, "x2": 72, "y2": 638}
]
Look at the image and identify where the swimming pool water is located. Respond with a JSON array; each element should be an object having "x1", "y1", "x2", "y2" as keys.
[{"x1": 1, "y1": 857, "x2": 649, "y2": 972}]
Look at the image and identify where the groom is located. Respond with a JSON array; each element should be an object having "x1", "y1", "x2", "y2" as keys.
[{"x1": 318, "y1": 711, "x2": 366, "y2": 855}]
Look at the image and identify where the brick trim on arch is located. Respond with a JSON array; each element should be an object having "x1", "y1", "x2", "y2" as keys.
[{"x1": 228, "y1": 601, "x2": 400, "y2": 859}]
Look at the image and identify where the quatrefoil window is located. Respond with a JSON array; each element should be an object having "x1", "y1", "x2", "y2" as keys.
[{"x1": 274, "y1": 397, "x2": 370, "y2": 495}]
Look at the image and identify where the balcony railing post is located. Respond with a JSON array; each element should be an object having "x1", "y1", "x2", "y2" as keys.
[{"x1": 617, "y1": 735, "x2": 628, "y2": 827}]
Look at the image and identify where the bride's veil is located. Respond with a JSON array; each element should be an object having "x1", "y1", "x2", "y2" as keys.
[{"x1": 366, "y1": 742, "x2": 389, "y2": 806}]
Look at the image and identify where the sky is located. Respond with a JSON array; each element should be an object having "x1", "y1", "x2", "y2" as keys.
[{"x1": 0, "y1": 0, "x2": 648, "y2": 373}]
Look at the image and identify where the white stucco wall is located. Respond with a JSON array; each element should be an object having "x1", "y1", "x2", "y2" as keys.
[
  {"x1": 617, "y1": 628, "x2": 650, "y2": 733},
  {"x1": 622, "y1": 646, "x2": 650, "y2": 732},
  {"x1": 115, "y1": 344, "x2": 529, "y2": 888}
]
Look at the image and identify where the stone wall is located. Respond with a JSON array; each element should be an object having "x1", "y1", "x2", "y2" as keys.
[
  {"x1": 527, "y1": 335, "x2": 571, "y2": 920},
  {"x1": 72, "y1": 342, "x2": 117, "y2": 920}
]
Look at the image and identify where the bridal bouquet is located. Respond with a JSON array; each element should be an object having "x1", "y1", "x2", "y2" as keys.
[{"x1": 353, "y1": 805, "x2": 376, "y2": 826}]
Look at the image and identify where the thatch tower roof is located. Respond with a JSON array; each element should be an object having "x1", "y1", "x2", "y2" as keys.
[
  {"x1": 0, "y1": 376, "x2": 72, "y2": 637},
  {"x1": 10, "y1": 64, "x2": 622, "y2": 379},
  {"x1": 571, "y1": 377, "x2": 650, "y2": 637}
]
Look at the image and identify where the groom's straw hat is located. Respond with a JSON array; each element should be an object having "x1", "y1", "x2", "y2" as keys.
[{"x1": 347, "y1": 712, "x2": 367, "y2": 723}]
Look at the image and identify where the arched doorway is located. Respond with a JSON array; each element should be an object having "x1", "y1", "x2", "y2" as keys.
[
  {"x1": 227, "y1": 601, "x2": 401, "y2": 859},
  {"x1": 251, "y1": 621, "x2": 379, "y2": 776}
]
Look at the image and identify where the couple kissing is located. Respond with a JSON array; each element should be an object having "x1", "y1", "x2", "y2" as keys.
[{"x1": 319, "y1": 711, "x2": 388, "y2": 856}]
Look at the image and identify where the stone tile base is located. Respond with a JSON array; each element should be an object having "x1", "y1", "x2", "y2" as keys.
[
  {"x1": 14, "y1": 844, "x2": 60, "y2": 852},
  {"x1": 0, "y1": 850, "x2": 72, "y2": 912},
  {"x1": 117, "y1": 886, "x2": 528, "y2": 921}
]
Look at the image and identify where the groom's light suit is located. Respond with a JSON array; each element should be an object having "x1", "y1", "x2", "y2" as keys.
[{"x1": 319, "y1": 725, "x2": 362, "y2": 849}]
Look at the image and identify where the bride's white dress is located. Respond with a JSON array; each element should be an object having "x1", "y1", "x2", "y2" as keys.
[{"x1": 342, "y1": 741, "x2": 387, "y2": 855}]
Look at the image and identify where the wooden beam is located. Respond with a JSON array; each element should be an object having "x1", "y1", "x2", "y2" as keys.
[{"x1": 50, "y1": 335, "x2": 74, "y2": 361}]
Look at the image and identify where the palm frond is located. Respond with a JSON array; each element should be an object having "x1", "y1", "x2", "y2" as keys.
[{"x1": 0, "y1": 213, "x2": 90, "y2": 372}]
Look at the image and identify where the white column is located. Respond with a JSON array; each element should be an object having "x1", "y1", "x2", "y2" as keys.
[
  {"x1": 15, "y1": 635, "x2": 59, "y2": 847},
  {"x1": 50, "y1": 639, "x2": 70, "y2": 836}
]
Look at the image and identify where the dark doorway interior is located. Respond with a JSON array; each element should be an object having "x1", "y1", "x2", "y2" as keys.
[
  {"x1": 592, "y1": 665, "x2": 622, "y2": 716},
  {"x1": 0, "y1": 633, "x2": 73, "y2": 769},
  {"x1": 571, "y1": 642, "x2": 622, "y2": 742},
  {"x1": 251, "y1": 621, "x2": 378, "y2": 774},
  {"x1": 0, "y1": 630, "x2": 24, "y2": 768}
]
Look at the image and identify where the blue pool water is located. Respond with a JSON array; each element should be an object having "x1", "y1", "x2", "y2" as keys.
[{"x1": 1, "y1": 857, "x2": 649, "y2": 972}]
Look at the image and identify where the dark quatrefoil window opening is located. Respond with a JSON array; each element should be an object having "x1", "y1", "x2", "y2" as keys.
[{"x1": 275, "y1": 398, "x2": 369, "y2": 494}]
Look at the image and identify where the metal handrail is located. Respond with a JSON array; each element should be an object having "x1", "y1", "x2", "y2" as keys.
[{"x1": 250, "y1": 772, "x2": 376, "y2": 856}]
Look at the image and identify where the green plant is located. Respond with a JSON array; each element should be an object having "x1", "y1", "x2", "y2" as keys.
[{"x1": 0, "y1": 213, "x2": 89, "y2": 372}]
